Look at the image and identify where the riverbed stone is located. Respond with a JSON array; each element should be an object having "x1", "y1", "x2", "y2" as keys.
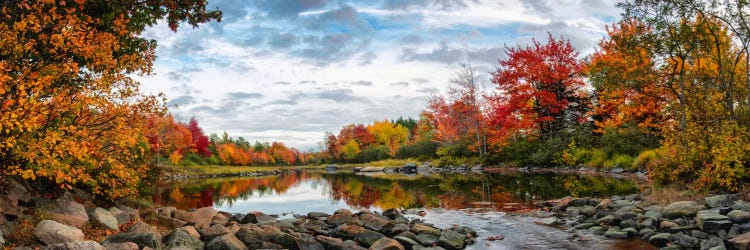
[
  {"x1": 649, "y1": 233, "x2": 671, "y2": 247},
  {"x1": 589, "y1": 226, "x2": 606, "y2": 235},
  {"x1": 415, "y1": 233, "x2": 439, "y2": 245},
  {"x1": 707, "y1": 195, "x2": 738, "y2": 208},
  {"x1": 46, "y1": 240, "x2": 105, "y2": 250},
  {"x1": 361, "y1": 214, "x2": 395, "y2": 233},
  {"x1": 335, "y1": 224, "x2": 365, "y2": 239},
  {"x1": 241, "y1": 211, "x2": 277, "y2": 225},
  {"x1": 102, "y1": 231, "x2": 163, "y2": 250},
  {"x1": 235, "y1": 224, "x2": 282, "y2": 249},
  {"x1": 190, "y1": 207, "x2": 218, "y2": 229},
  {"x1": 691, "y1": 229, "x2": 708, "y2": 239},
  {"x1": 369, "y1": 237, "x2": 405, "y2": 250},
  {"x1": 664, "y1": 201, "x2": 706, "y2": 219},
  {"x1": 33, "y1": 220, "x2": 85, "y2": 245},
  {"x1": 702, "y1": 235, "x2": 726, "y2": 250},
  {"x1": 102, "y1": 242, "x2": 139, "y2": 250},
  {"x1": 308, "y1": 212, "x2": 330, "y2": 218},
  {"x1": 90, "y1": 207, "x2": 119, "y2": 231},
  {"x1": 37, "y1": 198, "x2": 88, "y2": 228},
  {"x1": 164, "y1": 229, "x2": 204, "y2": 250},
  {"x1": 596, "y1": 215, "x2": 617, "y2": 225},
  {"x1": 316, "y1": 235, "x2": 366, "y2": 250},
  {"x1": 199, "y1": 224, "x2": 229, "y2": 242},
  {"x1": 411, "y1": 224, "x2": 441, "y2": 236},
  {"x1": 205, "y1": 234, "x2": 248, "y2": 250},
  {"x1": 729, "y1": 210, "x2": 750, "y2": 223},
  {"x1": 672, "y1": 232, "x2": 700, "y2": 248},
  {"x1": 394, "y1": 236, "x2": 419, "y2": 249},
  {"x1": 604, "y1": 227, "x2": 629, "y2": 239},
  {"x1": 328, "y1": 214, "x2": 355, "y2": 226},
  {"x1": 356, "y1": 229, "x2": 386, "y2": 247},
  {"x1": 437, "y1": 229, "x2": 466, "y2": 250},
  {"x1": 697, "y1": 211, "x2": 732, "y2": 232},
  {"x1": 109, "y1": 206, "x2": 139, "y2": 226},
  {"x1": 157, "y1": 215, "x2": 187, "y2": 229}
]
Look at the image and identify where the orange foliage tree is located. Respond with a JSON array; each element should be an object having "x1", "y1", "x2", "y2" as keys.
[{"x1": 0, "y1": 0, "x2": 220, "y2": 198}]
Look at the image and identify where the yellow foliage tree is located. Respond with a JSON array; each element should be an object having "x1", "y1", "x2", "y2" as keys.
[{"x1": 367, "y1": 120, "x2": 409, "y2": 156}]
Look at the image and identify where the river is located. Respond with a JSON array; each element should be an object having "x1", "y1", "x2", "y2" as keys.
[{"x1": 151, "y1": 169, "x2": 656, "y2": 249}]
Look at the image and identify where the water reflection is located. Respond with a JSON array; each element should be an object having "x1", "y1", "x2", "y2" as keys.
[{"x1": 152, "y1": 170, "x2": 640, "y2": 214}]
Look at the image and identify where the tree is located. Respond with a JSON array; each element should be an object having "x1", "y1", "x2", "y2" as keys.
[
  {"x1": 0, "y1": 0, "x2": 220, "y2": 198},
  {"x1": 489, "y1": 34, "x2": 589, "y2": 143},
  {"x1": 368, "y1": 120, "x2": 409, "y2": 156},
  {"x1": 341, "y1": 139, "x2": 362, "y2": 160},
  {"x1": 187, "y1": 117, "x2": 211, "y2": 156}
]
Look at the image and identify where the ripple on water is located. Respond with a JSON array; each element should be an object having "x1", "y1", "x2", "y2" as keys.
[{"x1": 406, "y1": 208, "x2": 656, "y2": 250}]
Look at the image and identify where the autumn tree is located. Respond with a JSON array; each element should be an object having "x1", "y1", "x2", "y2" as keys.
[
  {"x1": 337, "y1": 124, "x2": 375, "y2": 150},
  {"x1": 187, "y1": 117, "x2": 211, "y2": 156},
  {"x1": 489, "y1": 34, "x2": 589, "y2": 143},
  {"x1": 368, "y1": 120, "x2": 409, "y2": 156},
  {"x1": 341, "y1": 139, "x2": 362, "y2": 160},
  {"x1": 0, "y1": 0, "x2": 220, "y2": 198}
]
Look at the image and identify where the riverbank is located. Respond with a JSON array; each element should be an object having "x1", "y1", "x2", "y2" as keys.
[
  {"x1": 0, "y1": 178, "x2": 477, "y2": 249},
  {"x1": 529, "y1": 193, "x2": 750, "y2": 249}
]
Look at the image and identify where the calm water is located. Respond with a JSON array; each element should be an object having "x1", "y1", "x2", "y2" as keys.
[{"x1": 152, "y1": 170, "x2": 655, "y2": 250}]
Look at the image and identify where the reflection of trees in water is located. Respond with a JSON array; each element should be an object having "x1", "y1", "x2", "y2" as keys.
[{"x1": 156, "y1": 171, "x2": 640, "y2": 211}]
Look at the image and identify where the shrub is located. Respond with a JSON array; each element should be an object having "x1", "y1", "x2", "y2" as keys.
[
  {"x1": 395, "y1": 140, "x2": 437, "y2": 159},
  {"x1": 604, "y1": 154, "x2": 635, "y2": 170},
  {"x1": 585, "y1": 149, "x2": 607, "y2": 168},
  {"x1": 356, "y1": 145, "x2": 390, "y2": 163}
]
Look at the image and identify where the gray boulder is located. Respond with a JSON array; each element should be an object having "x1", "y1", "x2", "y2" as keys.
[
  {"x1": 164, "y1": 228, "x2": 204, "y2": 250},
  {"x1": 664, "y1": 201, "x2": 706, "y2": 218},
  {"x1": 33, "y1": 220, "x2": 84, "y2": 245},
  {"x1": 729, "y1": 210, "x2": 750, "y2": 223},
  {"x1": 437, "y1": 229, "x2": 466, "y2": 250},
  {"x1": 356, "y1": 229, "x2": 386, "y2": 247},
  {"x1": 205, "y1": 234, "x2": 248, "y2": 250},
  {"x1": 649, "y1": 233, "x2": 671, "y2": 247},
  {"x1": 696, "y1": 211, "x2": 732, "y2": 232},
  {"x1": 46, "y1": 241, "x2": 105, "y2": 250},
  {"x1": 36, "y1": 198, "x2": 89, "y2": 228},
  {"x1": 706, "y1": 195, "x2": 737, "y2": 208},
  {"x1": 90, "y1": 207, "x2": 119, "y2": 231},
  {"x1": 369, "y1": 237, "x2": 405, "y2": 250}
]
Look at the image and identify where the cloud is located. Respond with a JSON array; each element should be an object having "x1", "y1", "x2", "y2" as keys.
[
  {"x1": 390, "y1": 81, "x2": 409, "y2": 87},
  {"x1": 167, "y1": 95, "x2": 196, "y2": 107},
  {"x1": 357, "y1": 52, "x2": 377, "y2": 65},
  {"x1": 383, "y1": 0, "x2": 475, "y2": 11},
  {"x1": 253, "y1": 0, "x2": 329, "y2": 19},
  {"x1": 350, "y1": 80, "x2": 373, "y2": 86},
  {"x1": 226, "y1": 92, "x2": 264, "y2": 99},
  {"x1": 274, "y1": 81, "x2": 292, "y2": 85},
  {"x1": 269, "y1": 33, "x2": 300, "y2": 48},
  {"x1": 315, "y1": 89, "x2": 369, "y2": 103},
  {"x1": 401, "y1": 42, "x2": 505, "y2": 65},
  {"x1": 400, "y1": 34, "x2": 423, "y2": 45},
  {"x1": 416, "y1": 87, "x2": 439, "y2": 94}
]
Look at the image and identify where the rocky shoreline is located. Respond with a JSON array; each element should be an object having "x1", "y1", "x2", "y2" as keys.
[
  {"x1": 0, "y1": 179, "x2": 477, "y2": 250},
  {"x1": 534, "y1": 193, "x2": 750, "y2": 249}
]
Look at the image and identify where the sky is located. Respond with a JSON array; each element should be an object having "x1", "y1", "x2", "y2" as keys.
[{"x1": 136, "y1": 0, "x2": 622, "y2": 150}]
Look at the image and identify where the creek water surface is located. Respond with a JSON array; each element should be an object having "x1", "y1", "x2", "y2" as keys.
[{"x1": 152, "y1": 170, "x2": 656, "y2": 249}]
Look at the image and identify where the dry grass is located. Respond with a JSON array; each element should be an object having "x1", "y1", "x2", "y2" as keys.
[{"x1": 642, "y1": 183, "x2": 707, "y2": 205}]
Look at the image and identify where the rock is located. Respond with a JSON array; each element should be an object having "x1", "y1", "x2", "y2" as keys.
[
  {"x1": 335, "y1": 224, "x2": 365, "y2": 239},
  {"x1": 706, "y1": 195, "x2": 737, "y2": 208},
  {"x1": 580, "y1": 205, "x2": 597, "y2": 217},
  {"x1": 604, "y1": 228, "x2": 629, "y2": 239},
  {"x1": 36, "y1": 198, "x2": 89, "y2": 228},
  {"x1": 316, "y1": 235, "x2": 366, "y2": 250},
  {"x1": 109, "y1": 206, "x2": 139, "y2": 226},
  {"x1": 361, "y1": 214, "x2": 395, "y2": 233},
  {"x1": 734, "y1": 200, "x2": 750, "y2": 211},
  {"x1": 241, "y1": 211, "x2": 277, "y2": 225},
  {"x1": 382, "y1": 208, "x2": 401, "y2": 220},
  {"x1": 0, "y1": 231, "x2": 4, "y2": 246},
  {"x1": 205, "y1": 234, "x2": 248, "y2": 250},
  {"x1": 574, "y1": 223, "x2": 595, "y2": 229},
  {"x1": 157, "y1": 215, "x2": 187, "y2": 229},
  {"x1": 672, "y1": 232, "x2": 699, "y2": 248},
  {"x1": 639, "y1": 228, "x2": 655, "y2": 237},
  {"x1": 370, "y1": 237, "x2": 405, "y2": 250},
  {"x1": 164, "y1": 229, "x2": 204, "y2": 250},
  {"x1": 589, "y1": 226, "x2": 606, "y2": 235},
  {"x1": 90, "y1": 207, "x2": 119, "y2": 231},
  {"x1": 720, "y1": 206, "x2": 733, "y2": 215},
  {"x1": 102, "y1": 242, "x2": 139, "y2": 250},
  {"x1": 280, "y1": 232, "x2": 325, "y2": 250},
  {"x1": 235, "y1": 224, "x2": 283, "y2": 249},
  {"x1": 356, "y1": 229, "x2": 386, "y2": 247},
  {"x1": 702, "y1": 235, "x2": 726, "y2": 250},
  {"x1": 393, "y1": 236, "x2": 419, "y2": 249},
  {"x1": 664, "y1": 201, "x2": 706, "y2": 219},
  {"x1": 649, "y1": 233, "x2": 671, "y2": 247},
  {"x1": 644, "y1": 210, "x2": 663, "y2": 220},
  {"x1": 102, "y1": 231, "x2": 162, "y2": 250},
  {"x1": 691, "y1": 229, "x2": 708, "y2": 239},
  {"x1": 660, "y1": 220, "x2": 679, "y2": 229},
  {"x1": 696, "y1": 211, "x2": 732, "y2": 232},
  {"x1": 437, "y1": 229, "x2": 466, "y2": 250},
  {"x1": 415, "y1": 233, "x2": 439, "y2": 245},
  {"x1": 411, "y1": 224, "x2": 441, "y2": 236},
  {"x1": 45, "y1": 241, "x2": 105, "y2": 250},
  {"x1": 334, "y1": 209, "x2": 353, "y2": 216},
  {"x1": 308, "y1": 212, "x2": 330, "y2": 218},
  {"x1": 0, "y1": 195, "x2": 20, "y2": 218},
  {"x1": 6, "y1": 179, "x2": 31, "y2": 203},
  {"x1": 199, "y1": 224, "x2": 229, "y2": 242},
  {"x1": 328, "y1": 214, "x2": 355, "y2": 226},
  {"x1": 33, "y1": 220, "x2": 85, "y2": 245},
  {"x1": 729, "y1": 210, "x2": 750, "y2": 223},
  {"x1": 622, "y1": 227, "x2": 638, "y2": 238},
  {"x1": 596, "y1": 215, "x2": 617, "y2": 225},
  {"x1": 155, "y1": 207, "x2": 177, "y2": 218},
  {"x1": 190, "y1": 207, "x2": 218, "y2": 229},
  {"x1": 386, "y1": 224, "x2": 410, "y2": 236}
]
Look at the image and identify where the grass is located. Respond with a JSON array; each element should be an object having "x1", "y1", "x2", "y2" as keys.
[
  {"x1": 163, "y1": 164, "x2": 284, "y2": 176},
  {"x1": 641, "y1": 183, "x2": 707, "y2": 205},
  {"x1": 334, "y1": 158, "x2": 423, "y2": 168}
]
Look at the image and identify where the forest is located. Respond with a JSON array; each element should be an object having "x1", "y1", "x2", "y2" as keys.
[{"x1": 2, "y1": 0, "x2": 750, "y2": 201}]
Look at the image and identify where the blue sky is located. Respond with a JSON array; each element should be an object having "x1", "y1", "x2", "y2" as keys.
[{"x1": 137, "y1": 0, "x2": 622, "y2": 150}]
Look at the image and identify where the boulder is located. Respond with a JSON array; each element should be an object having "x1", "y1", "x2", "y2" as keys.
[
  {"x1": 361, "y1": 214, "x2": 395, "y2": 233},
  {"x1": 316, "y1": 235, "x2": 366, "y2": 250},
  {"x1": 205, "y1": 234, "x2": 248, "y2": 250},
  {"x1": 729, "y1": 210, "x2": 750, "y2": 223},
  {"x1": 108, "y1": 206, "x2": 139, "y2": 226},
  {"x1": 648, "y1": 233, "x2": 671, "y2": 247},
  {"x1": 394, "y1": 236, "x2": 419, "y2": 249},
  {"x1": 164, "y1": 228, "x2": 204, "y2": 250},
  {"x1": 235, "y1": 224, "x2": 283, "y2": 249},
  {"x1": 102, "y1": 230, "x2": 162, "y2": 250},
  {"x1": 283, "y1": 232, "x2": 325, "y2": 250},
  {"x1": 157, "y1": 215, "x2": 187, "y2": 229},
  {"x1": 411, "y1": 224, "x2": 441, "y2": 236},
  {"x1": 706, "y1": 195, "x2": 737, "y2": 208},
  {"x1": 335, "y1": 224, "x2": 365, "y2": 239},
  {"x1": 33, "y1": 220, "x2": 85, "y2": 245},
  {"x1": 664, "y1": 201, "x2": 705, "y2": 219},
  {"x1": 604, "y1": 228, "x2": 629, "y2": 239},
  {"x1": 0, "y1": 195, "x2": 20, "y2": 218},
  {"x1": 660, "y1": 220, "x2": 679, "y2": 229},
  {"x1": 369, "y1": 237, "x2": 405, "y2": 250},
  {"x1": 90, "y1": 207, "x2": 119, "y2": 231},
  {"x1": 6, "y1": 179, "x2": 32, "y2": 203},
  {"x1": 415, "y1": 233, "x2": 439, "y2": 245},
  {"x1": 36, "y1": 198, "x2": 89, "y2": 228},
  {"x1": 45, "y1": 241, "x2": 105, "y2": 250},
  {"x1": 731, "y1": 232, "x2": 750, "y2": 250},
  {"x1": 199, "y1": 224, "x2": 229, "y2": 242},
  {"x1": 241, "y1": 211, "x2": 277, "y2": 225},
  {"x1": 356, "y1": 229, "x2": 386, "y2": 247},
  {"x1": 696, "y1": 211, "x2": 732, "y2": 232},
  {"x1": 437, "y1": 229, "x2": 466, "y2": 250},
  {"x1": 328, "y1": 214, "x2": 355, "y2": 226},
  {"x1": 190, "y1": 207, "x2": 218, "y2": 229},
  {"x1": 155, "y1": 207, "x2": 177, "y2": 218},
  {"x1": 308, "y1": 212, "x2": 330, "y2": 218},
  {"x1": 101, "y1": 242, "x2": 139, "y2": 250},
  {"x1": 589, "y1": 226, "x2": 606, "y2": 235}
]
